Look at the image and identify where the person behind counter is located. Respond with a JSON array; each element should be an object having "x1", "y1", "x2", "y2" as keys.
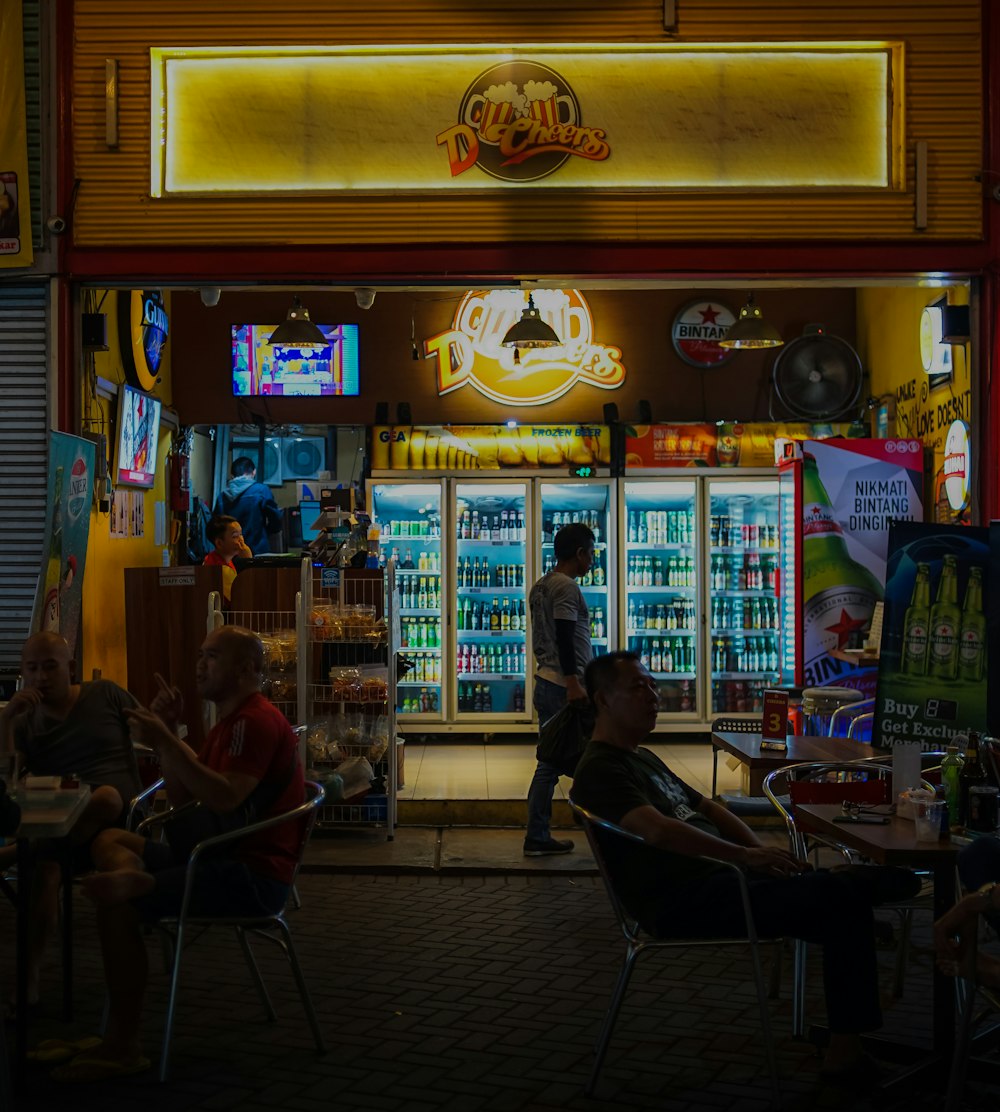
[
  {"x1": 203, "y1": 515, "x2": 253, "y2": 604},
  {"x1": 213, "y1": 457, "x2": 282, "y2": 555}
]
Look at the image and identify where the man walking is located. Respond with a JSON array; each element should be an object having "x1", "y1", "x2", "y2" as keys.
[
  {"x1": 213, "y1": 456, "x2": 282, "y2": 555},
  {"x1": 523, "y1": 522, "x2": 595, "y2": 857}
]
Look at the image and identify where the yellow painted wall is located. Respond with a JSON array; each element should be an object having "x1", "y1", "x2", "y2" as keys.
[
  {"x1": 80, "y1": 292, "x2": 175, "y2": 684},
  {"x1": 856, "y1": 285, "x2": 973, "y2": 522}
]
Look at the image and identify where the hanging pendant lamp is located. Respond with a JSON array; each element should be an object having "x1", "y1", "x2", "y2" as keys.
[
  {"x1": 717, "y1": 293, "x2": 784, "y2": 350},
  {"x1": 501, "y1": 293, "x2": 561, "y2": 364},
  {"x1": 267, "y1": 296, "x2": 327, "y2": 349}
]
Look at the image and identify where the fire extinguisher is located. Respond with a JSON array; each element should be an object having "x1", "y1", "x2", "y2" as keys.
[{"x1": 169, "y1": 451, "x2": 191, "y2": 512}]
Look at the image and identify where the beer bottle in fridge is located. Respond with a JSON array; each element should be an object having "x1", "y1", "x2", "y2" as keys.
[
  {"x1": 928, "y1": 555, "x2": 961, "y2": 680},
  {"x1": 901, "y1": 562, "x2": 932, "y2": 675},
  {"x1": 958, "y1": 566, "x2": 986, "y2": 682}
]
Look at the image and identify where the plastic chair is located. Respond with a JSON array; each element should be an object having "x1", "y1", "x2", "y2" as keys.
[
  {"x1": 567, "y1": 796, "x2": 781, "y2": 1108},
  {"x1": 763, "y1": 760, "x2": 932, "y2": 1033},
  {"x1": 136, "y1": 781, "x2": 327, "y2": 1081}
]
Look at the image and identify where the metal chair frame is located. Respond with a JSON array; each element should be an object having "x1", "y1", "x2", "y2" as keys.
[
  {"x1": 568, "y1": 796, "x2": 781, "y2": 1108},
  {"x1": 828, "y1": 696, "x2": 875, "y2": 738},
  {"x1": 135, "y1": 781, "x2": 326, "y2": 1081}
]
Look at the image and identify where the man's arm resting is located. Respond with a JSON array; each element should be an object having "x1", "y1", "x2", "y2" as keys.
[{"x1": 619, "y1": 804, "x2": 803, "y2": 873}]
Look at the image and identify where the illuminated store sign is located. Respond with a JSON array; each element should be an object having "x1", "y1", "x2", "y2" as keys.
[
  {"x1": 943, "y1": 420, "x2": 971, "y2": 512},
  {"x1": 150, "y1": 43, "x2": 900, "y2": 195},
  {"x1": 118, "y1": 289, "x2": 168, "y2": 391},
  {"x1": 919, "y1": 304, "x2": 953, "y2": 376},
  {"x1": 424, "y1": 289, "x2": 625, "y2": 406}
]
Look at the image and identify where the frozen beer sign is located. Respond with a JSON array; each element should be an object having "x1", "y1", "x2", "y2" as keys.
[{"x1": 761, "y1": 689, "x2": 789, "y2": 750}]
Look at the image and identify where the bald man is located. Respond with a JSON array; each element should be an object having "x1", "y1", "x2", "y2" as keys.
[
  {"x1": 0, "y1": 631, "x2": 141, "y2": 1007},
  {"x1": 55, "y1": 627, "x2": 304, "y2": 1081}
]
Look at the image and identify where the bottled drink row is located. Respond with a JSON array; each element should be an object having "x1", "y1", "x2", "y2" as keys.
[
  {"x1": 400, "y1": 617, "x2": 442, "y2": 648},
  {"x1": 458, "y1": 643, "x2": 527, "y2": 675},
  {"x1": 712, "y1": 680, "x2": 768, "y2": 714},
  {"x1": 627, "y1": 509, "x2": 694, "y2": 545},
  {"x1": 387, "y1": 548, "x2": 439, "y2": 571},
  {"x1": 902, "y1": 557, "x2": 985, "y2": 682},
  {"x1": 399, "y1": 578, "x2": 441, "y2": 610},
  {"x1": 542, "y1": 550, "x2": 607, "y2": 586},
  {"x1": 630, "y1": 637, "x2": 696, "y2": 675},
  {"x1": 380, "y1": 518, "x2": 441, "y2": 538},
  {"x1": 628, "y1": 599, "x2": 696, "y2": 632},
  {"x1": 458, "y1": 682, "x2": 526, "y2": 714},
  {"x1": 626, "y1": 555, "x2": 695, "y2": 588},
  {"x1": 405, "y1": 654, "x2": 442, "y2": 684},
  {"x1": 709, "y1": 553, "x2": 777, "y2": 592},
  {"x1": 458, "y1": 558, "x2": 526, "y2": 589},
  {"x1": 458, "y1": 509, "x2": 526, "y2": 541},
  {"x1": 710, "y1": 515, "x2": 779, "y2": 549},
  {"x1": 711, "y1": 635, "x2": 780, "y2": 674},
  {"x1": 457, "y1": 597, "x2": 526, "y2": 631},
  {"x1": 543, "y1": 510, "x2": 603, "y2": 542},
  {"x1": 711, "y1": 596, "x2": 781, "y2": 631},
  {"x1": 401, "y1": 688, "x2": 440, "y2": 713}
]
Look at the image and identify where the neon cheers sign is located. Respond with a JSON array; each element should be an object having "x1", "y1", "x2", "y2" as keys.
[{"x1": 424, "y1": 289, "x2": 625, "y2": 406}]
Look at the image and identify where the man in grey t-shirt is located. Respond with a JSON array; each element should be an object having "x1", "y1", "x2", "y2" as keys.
[
  {"x1": 523, "y1": 523, "x2": 595, "y2": 856},
  {"x1": 0, "y1": 631, "x2": 140, "y2": 1007}
]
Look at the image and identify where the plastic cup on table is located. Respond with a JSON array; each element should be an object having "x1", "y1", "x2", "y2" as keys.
[{"x1": 914, "y1": 800, "x2": 946, "y2": 842}]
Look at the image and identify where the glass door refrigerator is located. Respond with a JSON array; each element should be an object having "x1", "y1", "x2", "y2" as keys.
[
  {"x1": 620, "y1": 480, "x2": 699, "y2": 719},
  {"x1": 705, "y1": 478, "x2": 782, "y2": 716},
  {"x1": 537, "y1": 480, "x2": 616, "y2": 664},
  {"x1": 369, "y1": 481, "x2": 445, "y2": 722},
  {"x1": 453, "y1": 481, "x2": 531, "y2": 722}
]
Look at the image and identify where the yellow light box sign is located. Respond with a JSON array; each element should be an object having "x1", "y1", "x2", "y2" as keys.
[{"x1": 150, "y1": 43, "x2": 901, "y2": 195}]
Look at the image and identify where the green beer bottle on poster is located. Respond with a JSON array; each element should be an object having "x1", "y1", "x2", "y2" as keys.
[
  {"x1": 958, "y1": 565, "x2": 986, "y2": 682},
  {"x1": 901, "y1": 562, "x2": 932, "y2": 676},
  {"x1": 928, "y1": 554, "x2": 961, "y2": 680},
  {"x1": 40, "y1": 465, "x2": 65, "y2": 632},
  {"x1": 801, "y1": 454, "x2": 883, "y2": 686}
]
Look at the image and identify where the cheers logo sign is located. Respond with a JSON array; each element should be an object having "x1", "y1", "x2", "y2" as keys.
[
  {"x1": 425, "y1": 289, "x2": 625, "y2": 406},
  {"x1": 435, "y1": 62, "x2": 610, "y2": 182}
]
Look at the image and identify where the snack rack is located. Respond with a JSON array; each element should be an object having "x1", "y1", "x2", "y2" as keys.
[{"x1": 298, "y1": 557, "x2": 398, "y2": 837}]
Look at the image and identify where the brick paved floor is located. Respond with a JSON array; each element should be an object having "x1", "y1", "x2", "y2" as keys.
[{"x1": 6, "y1": 874, "x2": 1000, "y2": 1112}]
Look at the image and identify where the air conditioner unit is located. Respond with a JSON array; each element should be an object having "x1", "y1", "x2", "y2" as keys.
[
  {"x1": 281, "y1": 436, "x2": 326, "y2": 481},
  {"x1": 231, "y1": 437, "x2": 282, "y2": 486}
]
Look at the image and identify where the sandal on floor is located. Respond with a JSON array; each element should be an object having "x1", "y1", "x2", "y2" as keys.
[
  {"x1": 27, "y1": 1036, "x2": 102, "y2": 1064},
  {"x1": 51, "y1": 1053, "x2": 151, "y2": 1082}
]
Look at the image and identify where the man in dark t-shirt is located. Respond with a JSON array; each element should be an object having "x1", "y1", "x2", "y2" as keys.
[{"x1": 572, "y1": 651, "x2": 921, "y2": 1089}]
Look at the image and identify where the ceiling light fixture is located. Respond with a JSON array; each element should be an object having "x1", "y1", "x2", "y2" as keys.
[
  {"x1": 267, "y1": 296, "x2": 327, "y2": 349},
  {"x1": 501, "y1": 293, "x2": 561, "y2": 364},
  {"x1": 717, "y1": 293, "x2": 784, "y2": 350}
]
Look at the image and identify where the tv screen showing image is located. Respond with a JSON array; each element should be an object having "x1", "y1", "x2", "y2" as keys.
[
  {"x1": 115, "y1": 383, "x2": 162, "y2": 488},
  {"x1": 299, "y1": 500, "x2": 323, "y2": 543},
  {"x1": 232, "y1": 323, "x2": 360, "y2": 397}
]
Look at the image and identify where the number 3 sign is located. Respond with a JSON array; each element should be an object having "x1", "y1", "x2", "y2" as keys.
[{"x1": 761, "y1": 689, "x2": 789, "y2": 751}]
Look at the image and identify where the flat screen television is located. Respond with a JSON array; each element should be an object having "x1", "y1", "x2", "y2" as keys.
[
  {"x1": 115, "y1": 383, "x2": 162, "y2": 488},
  {"x1": 299, "y1": 500, "x2": 324, "y2": 543},
  {"x1": 232, "y1": 323, "x2": 360, "y2": 397}
]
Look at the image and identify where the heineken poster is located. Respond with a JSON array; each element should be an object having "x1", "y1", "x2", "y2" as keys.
[
  {"x1": 792, "y1": 438, "x2": 923, "y2": 692},
  {"x1": 31, "y1": 433, "x2": 96, "y2": 655},
  {"x1": 873, "y1": 523, "x2": 989, "y2": 751}
]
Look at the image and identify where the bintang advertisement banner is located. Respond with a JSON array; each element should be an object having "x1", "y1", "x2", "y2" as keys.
[
  {"x1": 371, "y1": 425, "x2": 610, "y2": 471},
  {"x1": 624, "y1": 422, "x2": 856, "y2": 469},
  {"x1": 31, "y1": 434, "x2": 96, "y2": 656},
  {"x1": 0, "y1": 1, "x2": 32, "y2": 267},
  {"x1": 873, "y1": 523, "x2": 989, "y2": 751}
]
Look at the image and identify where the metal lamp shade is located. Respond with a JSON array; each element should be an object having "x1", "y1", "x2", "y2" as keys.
[
  {"x1": 718, "y1": 294, "x2": 784, "y2": 350},
  {"x1": 268, "y1": 297, "x2": 328, "y2": 349},
  {"x1": 501, "y1": 294, "x2": 561, "y2": 351}
]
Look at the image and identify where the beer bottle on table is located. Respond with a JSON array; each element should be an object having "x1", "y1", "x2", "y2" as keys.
[
  {"x1": 958, "y1": 566, "x2": 986, "y2": 682},
  {"x1": 928, "y1": 555, "x2": 961, "y2": 680},
  {"x1": 801, "y1": 453, "x2": 883, "y2": 675},
  {"x1": 958, "y1": 731, "x2": 988, "y2": 828},
  {"x1": 901, "y1": 562, "x2": 932, "y2": 675}
]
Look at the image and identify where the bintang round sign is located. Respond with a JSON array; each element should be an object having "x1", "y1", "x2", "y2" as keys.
[
  {"x1": 943, "y1": 419, "x2": 971, "y2": 513},
  {"x1": 671, "y1": 300, "x2": 737, "y2": 368}
]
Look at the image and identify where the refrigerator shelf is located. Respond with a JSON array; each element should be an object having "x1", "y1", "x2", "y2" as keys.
[
  {"x1": 625, "y1": 542, "x2": 694, "y2": 552},
  {"x1": 710, "y1": 588, "x2": 778, "y2": 597},
  {"x1": 712, "y1": 626, "x2": 780, "y2": 635},
  {"x1": 379, "y1": 535, "x2": 440, "y2": 545},
  {"x1": 457, "y1": 672, "x2": 525, "y2": 680},
  {"x1": 456, "y1": 539, "x2": 527, "y2": 549},
  {"x1": 456, "y1": 629, "x2": 525, "y2": 637},
  {"x1": 397, "y1": 568, "x2": 441, "y2": 575},
  {"x1": 715, "y1": 671, "x2": 780, "y2": 679},
  {"x1": 710, "y1": 546, "x2": 780, "y2": 555},
  {"x1": 580, "y1": 583, "x2": 609, "y2": 591},
  {"x1": 541, "y1": 541, "x2": 608, "y2": 549},
  {"x1": 457, "y1": 587, "x2": 526, "y2": 595},
  {"x1": 625, "y1": 585, "x2": 695, "y2": 595},
  {"x1": 650, "y1": 671, "x2": 696, "y2": 680},
  {"x1": 399, "y1": 607, "x2": 445, "y2": 616},
  {"x1": 398, "y1": 680, "x2": 442, "y2": 687},
  {"x1": 628, "y1": 628, "x2": 696, "y2": 637}
]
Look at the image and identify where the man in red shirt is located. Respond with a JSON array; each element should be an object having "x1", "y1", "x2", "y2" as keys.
[{"x1": 51, "y1": 626, "x2": 304, "y2": 1082}]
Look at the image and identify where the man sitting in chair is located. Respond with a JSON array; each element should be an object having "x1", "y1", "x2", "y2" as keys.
[
  {"x1": 0, "y1": 631, "x2": 141, "y2": 1012},
  {"x1": 51, "y1": 626, "x2": 304, "y2": 1083},
  {"x1": 571, "y1": 651, "x2": 921, "y2": 1088}
]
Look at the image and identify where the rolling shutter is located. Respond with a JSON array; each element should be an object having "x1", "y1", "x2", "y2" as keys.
[{"x1": 0, "y1": 283, "x2": 49, "y2": 675}]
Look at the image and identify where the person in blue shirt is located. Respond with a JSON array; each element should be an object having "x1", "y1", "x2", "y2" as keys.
[{"x1": 213, "y1": 457, "x2": 282, "y2": 554}]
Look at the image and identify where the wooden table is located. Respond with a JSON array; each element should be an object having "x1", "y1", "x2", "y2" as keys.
[
  {"x1": 711, "y1": 730, "x2": 876, "y2": 798},
  {"x1": 11, "y1": 787, "x2": 91, "y2": 1085},
  {"x1": 795, "y1": 803, "x2": 964, "y2": 1093}
]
